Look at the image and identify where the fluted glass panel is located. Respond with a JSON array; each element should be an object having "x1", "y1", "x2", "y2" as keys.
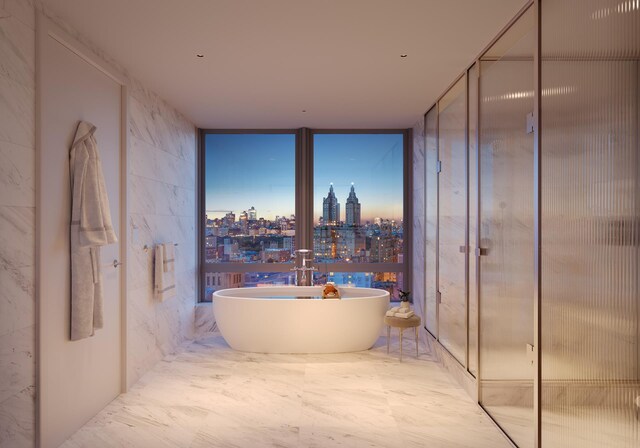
[
  {"x1": 425, "y1": 107, "x2": 438, "y2": 334},
  {"x1": 438, "y1": 77, "x2": 468, "y2": 364},
  {"x1": 541, "y1": 1, "x2": 640, "y2": 447},
  {"x1": 479, "y1": 6, "x2": 535, "y2": 448},
  {"x1": 468, "y1": 63, "x2": 479, "y2": 377}
]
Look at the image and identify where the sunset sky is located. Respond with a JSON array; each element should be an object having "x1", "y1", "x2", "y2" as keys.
[{"x1": 205, "y1": 133, "x2": 403, "y2": 222}]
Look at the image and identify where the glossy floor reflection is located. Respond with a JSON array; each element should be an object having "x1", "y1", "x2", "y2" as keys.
[{"x1": 61, "y1": 334, "x2": 511, "y2": 448}]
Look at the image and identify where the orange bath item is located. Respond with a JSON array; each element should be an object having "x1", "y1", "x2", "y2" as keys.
[{"x1": 322, "y1": 283, "x2": 341, "y2": 299}]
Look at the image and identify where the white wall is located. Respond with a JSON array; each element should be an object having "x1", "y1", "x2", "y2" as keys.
[{"x1": 0, "y1": 1, "x2": 198, "y2": 446}]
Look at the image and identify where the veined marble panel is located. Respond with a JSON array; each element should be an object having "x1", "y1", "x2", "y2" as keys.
[
  {"x1": 0, "y1": 14, "x2": 34, "y2": 89},
  {"x1": 412, "y1": 118, "x2": 426, "y2": 320},
  {"x1": 155, "y1": 183, "x2": 194, "y2": 218},
  {"x1": 155, "y1": 146, "x2": 195, "y2": 190},
  {"x1": 127, "y1": 322, "x2": 164, "y2": 389},
  {"x1": 0, "y1": 76, "x2": 34, "y2": 149},
  {"x1": 0, "y1": 140, "x2": 34, "y2": 207},
  {"x1": 0, "y1": 325, "x2": 34, "y2": 404},
  {"x1": 194, "y1": 304, "x2": 217, "y2": 338},
  {"x1": 127, "y1": 239, "x2": 154, "y2": 292},
  {"x1": 0, "y1": 206, "x2": 34, "y2": 269},
  {"x1": 0, "y1": 385, "x2": 34, "y2": 448},
  {"x1": 0, "y1": 4, "x2": 35, "y2": 448},
  {"x1": 3, "y1": 0, "x2": 34, "y2": 30},
  {"x1": 0, "y1": 264, "x2": 33, "y2": 338},
  {"x1": 129, "y1": 175, "x2": 158, "y2": 215},
  {"x1": 129, "y1": 135, "x2": 159, "y2": 180}
]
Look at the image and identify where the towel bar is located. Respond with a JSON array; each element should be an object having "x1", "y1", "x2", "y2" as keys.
[{"x1": 143, "y1": 243, "x2": 178, "y2": 252}]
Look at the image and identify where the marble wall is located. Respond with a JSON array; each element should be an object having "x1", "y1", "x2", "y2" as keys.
[
  {"x1": 411, "y1": 117, "x2": 425, "y2": 322},
  {"x1": 0, "y1": 1, "x2": 197, "y2": 446},
  {"x1": 126, "y1": 81, "x2": 197, "y2": 387},
  {"x1": 0, "y1": 0, "x2": 36, "y2": 446}
]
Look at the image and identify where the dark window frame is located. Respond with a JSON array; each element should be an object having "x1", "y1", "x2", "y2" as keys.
[{"x1": 197, "y1": 128, "x2": 412, "y2": 302}]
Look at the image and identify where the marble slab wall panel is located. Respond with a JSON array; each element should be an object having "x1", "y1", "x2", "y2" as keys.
[
  {"x1": 0, "y1": 0, "x2": 36, "y2": 446},
  {"x1": 126, "y1": 82, "x2": 197, "y2": 388},
  {"x1": 195, "y1": 303, "x2": 217, "y2": 338},
  {"x1": 412, "y1": 118, "x2": 425, "y2": 321},
  {"x1": 0, "y1": 3, "x2": 198, "y2": 446}
]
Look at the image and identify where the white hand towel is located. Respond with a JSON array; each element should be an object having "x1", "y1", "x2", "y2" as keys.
[
  {"x1": 155, "y1": 243, "x2": 176, "y2": 301},
  {"x1": 163, "y1": 243, "x2": 175, "y2": 273}
]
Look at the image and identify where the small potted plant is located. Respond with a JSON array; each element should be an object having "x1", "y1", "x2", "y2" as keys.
[{"x1": 398, "y1": 289, "x2": 411, "y2": 311}]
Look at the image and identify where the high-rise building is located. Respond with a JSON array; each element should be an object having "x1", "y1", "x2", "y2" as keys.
[
  {"x1": 223, "y1": 212, "x2": 235, "y2": 227},
  {"x1": 313, "y1": 225, "x2": 365, "y2": 261},
  {"x1": 248, "y1": 206, "x2": 257, "y2": 221},
  {"x1": 204, "y1": 272, "x2": 244, "y2": 301},
  {"x1": 345, "y1": 183, "x2": 361, "y2": 226},
  {"x1": 322, "y1": 184, "x2": 340, "y2": 225},
  {"x1": 370, "y1": 235, "x2": 396, "y2": 263}
]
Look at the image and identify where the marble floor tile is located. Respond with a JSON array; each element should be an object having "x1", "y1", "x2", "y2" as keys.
[
  {"x1": 191, "y1": 424, "x2": 299, "y2": 448},
  {"x1": 62, "y1": 334, "x2": 512, "y2": 448},
  {"x1": 60, "y1": 405, "x2": 206, "y2": 448},
  {"x1": 298, "y1": 425, "x2": 404, "y2": 448}
]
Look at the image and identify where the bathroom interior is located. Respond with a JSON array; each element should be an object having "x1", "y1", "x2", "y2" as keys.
[{"x1": 0, "y1": 0, "x2": 638, "y2": 447}]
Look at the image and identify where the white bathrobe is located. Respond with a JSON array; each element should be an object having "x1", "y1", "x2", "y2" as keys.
[{"x1": 70, "y1": 121, "x2": 118, "y2": 341}]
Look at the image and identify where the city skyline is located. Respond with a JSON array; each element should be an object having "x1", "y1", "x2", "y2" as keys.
[{"x1": 205, "y1": 133, "x2": 403, "y2": 221}]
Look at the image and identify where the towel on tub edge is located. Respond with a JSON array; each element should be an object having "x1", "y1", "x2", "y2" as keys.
[{"x1": 155, "y1": 243, "x2": 176, "y2": 301}]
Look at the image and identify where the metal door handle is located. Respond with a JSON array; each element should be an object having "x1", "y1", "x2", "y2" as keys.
[{"x1": 113, "y1": 259, "x2": 123, "y2": 268}]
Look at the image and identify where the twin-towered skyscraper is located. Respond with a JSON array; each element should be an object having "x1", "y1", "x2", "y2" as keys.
[
  {"x1": 322, "y1": 184, "x2": 340, "y2": 225},
  {"x1": 345, "y1": 184, "x2": 361, "y2": 226},
  {"x1": 322, "y1": 183, "x2": 361, "y2": 226}
]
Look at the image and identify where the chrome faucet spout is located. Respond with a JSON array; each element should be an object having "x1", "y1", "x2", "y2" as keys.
[{"x1": 292, "y1": 249, "x2": 317, "y2": 286}]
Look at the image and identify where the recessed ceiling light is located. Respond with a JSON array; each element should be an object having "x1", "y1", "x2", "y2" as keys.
[
  {"x1": 400, "y1": 54, "x2": 408, "y2": 58},
  {"x1": 196, "y1": 54, "x2": 204, "y2": 58}
]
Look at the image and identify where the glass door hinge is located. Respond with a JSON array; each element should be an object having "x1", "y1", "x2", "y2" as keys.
[
  {"x1": 526, "y1": 343, "x2": 535, "y2": 366},
  {"x1": 526, "y1": 112, "x2": 534, "y2": 134}
]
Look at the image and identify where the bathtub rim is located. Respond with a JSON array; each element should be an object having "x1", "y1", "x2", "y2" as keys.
[{"x1": 212, "y1": 285, "x2": 390, "y2": 301}]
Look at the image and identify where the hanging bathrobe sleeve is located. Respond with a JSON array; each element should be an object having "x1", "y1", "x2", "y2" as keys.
[{"x1": 76, "y1": 125, "x2": 118, "y2": 248}]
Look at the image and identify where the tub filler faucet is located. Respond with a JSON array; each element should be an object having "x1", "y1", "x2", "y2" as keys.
[{"x1": 292, "y1": 249, "x2": 317, "y2": 286}]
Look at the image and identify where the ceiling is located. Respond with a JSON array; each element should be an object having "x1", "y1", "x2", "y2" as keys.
[{"x1": 42, "y1": 0, "x2": 528, "y2": 129}]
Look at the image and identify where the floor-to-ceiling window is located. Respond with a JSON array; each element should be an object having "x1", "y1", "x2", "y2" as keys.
[
  {"x1": 312, "y1": 132, "x2": 407, "y2": 299},
  {"x1": 200, "y1": 129, "x2": 411, "y2": 302},
  {"x1": 201, "y1": 132, "x2": 297, "y2": 301}
]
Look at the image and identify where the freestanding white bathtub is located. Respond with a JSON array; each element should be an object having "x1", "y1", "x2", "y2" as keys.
[{"x1": 213, "y1": 286, "x2": 390, "y2": 353}]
